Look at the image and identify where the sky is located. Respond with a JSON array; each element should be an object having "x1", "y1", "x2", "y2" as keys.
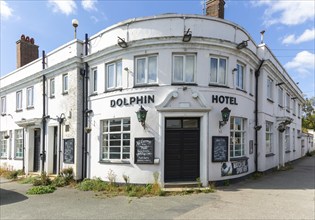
[{"x1": 0, "y1": 0, "x2": 314, "y2": 98}]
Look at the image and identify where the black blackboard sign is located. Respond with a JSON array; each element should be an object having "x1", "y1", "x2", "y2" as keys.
[
  {"x1": 63, "y1": 138, "x2": 74, "y2": 164},
  {"x1": 212, "y1": 136, "x2": 228, "y2": 162},
  {"x1": 134, "y1": 137, "x2": 154, "y2": 164}
]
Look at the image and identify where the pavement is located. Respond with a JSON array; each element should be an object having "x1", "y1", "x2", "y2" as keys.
[{"x1": 0, "y1": 156, "x2": 314, "y2": 220}]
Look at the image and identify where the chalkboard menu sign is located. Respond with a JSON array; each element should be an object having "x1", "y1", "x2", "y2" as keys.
[
  {"x1": 134, "y1": 137, "x2": 154, "y2": 164},
  {"x1": 212, "y1": 136, "x2": 228, "y2": 162},
  {"x1": 64, "y1": 138, "x2": 74, "y2": 164}
]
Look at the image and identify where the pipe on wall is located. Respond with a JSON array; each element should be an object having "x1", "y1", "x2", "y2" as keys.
[
  {"x1": 254, "y1": 59, "x2": 264, "y2": 172},
  {"x1": 41, "y1": 50, "x2": 46, "y2": 173}
]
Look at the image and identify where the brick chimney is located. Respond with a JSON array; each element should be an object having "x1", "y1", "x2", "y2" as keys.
[
  {"x1": 16, "y1": 34, "x2": 39, "y2": 68},
  {"x1": 206, "y1": 0, "x2": 225, "y2": 19}
]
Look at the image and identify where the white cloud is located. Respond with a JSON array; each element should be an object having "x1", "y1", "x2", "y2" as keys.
[
  {"x1": 284, "y1": 51, "x2": 315, "y2": 78},
  {"x1": 81, "y1": 0, "x2": 97, "y2": 12},
  {"x1": 48, "y1": 0, "x2": 77, "y2": 15},
  {"x1": 1, "y1": 1, "x2": 13, "y2": 20},
  {"x1": 282, "y1": 28, "x2": 315, "y2": 45},
  {"x1": 252, "y1": 0, "x2": 315, "y2": 26}
]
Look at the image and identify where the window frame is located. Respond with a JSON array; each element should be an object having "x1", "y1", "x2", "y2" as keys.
[
  {"x1": 230, "y1": 117, "x2": 246, "y2": 158},
  {"x1": 135, "y1": 55, "x2": 158, "y2": 86},
  {"x1": 105, "y1": 60, "x2": 122, "y2": 91},
  {"x1": 278, "y1": 87, "x2": 284, "y2": 107},
  {"x1": 62, "y1": 74, "x2": 69, "y2": 94},
  {"x1": 267, "y1": 77, "x2": 273, "y2": 101},
  {"x1": 100, "y1": 118, "x2": 131, "y2": 161},
  {"x1": 50, "y1": 78, "x2": 55, "y2": 98},
  {"x1": 286, "y1": 93, "x2": 290, "y2": 112},
  {"x1": 265, "y1": 121, "x2": 273, "y2": 154},
  {"x1": 16, "y1": 90, "x2": 23, "y2": 111},
  {"x1": 172, "y1": 53, "x2": 196, "y2": 84},
  {"x1": 236, "y1": 63, "x2": 245, "y2": 90},
  {"x1": 14, "y1": 129, "x2": 23, "y2": 159},
  {"x1": 285, "y1": 127, "x2": 290, "y2": 152},
  {"x1": 0, "y1": 131, "x2": 8, "y2": 158},
  {"x1": 209, "y1": 56, "x2": 227, "y2": 86},
  {"x1": 249, "y1": 69, "x2": 254, "y2": 95},
  {"x1": 1, "y1": 96, "x2": 6, "y2": 115},
  {"x1": 26, "y1": 86, "x2": 34, "y2": 108},
  {"x1": 91, "y1": 67, "x2": 98, "y2": 94}
]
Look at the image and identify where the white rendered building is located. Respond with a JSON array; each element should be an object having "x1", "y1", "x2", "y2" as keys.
[{"x1": 0, "y1": 0, "x2": 306, "y2": 185}]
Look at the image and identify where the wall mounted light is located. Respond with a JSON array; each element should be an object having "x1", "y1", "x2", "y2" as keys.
[
  {"x1": 117, "y1": 37, "x2": 128, "y2": 48},
  {"x1": 182, "y1": 28, "x2": 192, "y2": 42},
  {"x1": 254, "y1": 125, "x2": 262, "y2": 131},
  {"x1": 232, "y1": 68, "x2": 237, "y2": 73},
  {"x1": 236, "y1": 40, "x2": 249, "y2": 49},
  {"x1": 136, "y1": 105, "x2": 148, "y2": 128},
  {"x1": 85, "y1": 109, "x2": 93, "y2": 114},
  {"x1": 219, "y1": 107, "x2": 231, "y2": 129},
  {"x1": 291, "y1": 97, "x2": 297, "y2": 100}
]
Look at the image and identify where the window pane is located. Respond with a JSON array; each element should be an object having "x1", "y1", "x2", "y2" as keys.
[
  {"x1": 93, "y1": 69, "x2": 97, "y2": 92},
  {"x1": 210, "y1": 58, "x2": 218, "y2": 83},
  {"x1": 166, "y1": 119, "x2": 181, "y2": 128},
  {"x1": 116, "y1": 62, "x2": 122, "y2": 87},
  {"x1": 137, "y1": 58, "x2": 145, "y2": 84},
  {"x1": 148, "y1": 56, "x2": 157, "y2": 83},
  {"x1": 218, "y1": 59, "x2": 226, "y2": 84},
  {"x1": 107, "y1": 64, "x2": 115, "y2": 89},
  {"x1": 174, "y1": 56, "x2": 183, "y2": 82},
  {"x1": 185, "y1": 55, "x2": 194, "y2": 82},
  {"x1": 183, "y1": 119, "x2": 198, "y2": 128}
]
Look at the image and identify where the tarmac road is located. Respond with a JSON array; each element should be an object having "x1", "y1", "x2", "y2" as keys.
[{"x1": 1, "y1": 156, "x2": 314, "y2": 220}]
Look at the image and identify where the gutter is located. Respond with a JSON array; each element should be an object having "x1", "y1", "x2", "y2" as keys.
[
  {"x1": 254, "y1": 59, "x2": 265, "y2": 172},
  {"x1": 41, "y1": 50, "x2": 47, "y2": 173}
]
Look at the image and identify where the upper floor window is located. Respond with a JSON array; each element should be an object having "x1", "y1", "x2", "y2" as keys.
[
  {"x1": 286, "y1": 93, "x2": 290, "y2": 112},
  {"x1": 63, "y1": 74, "x2": 69, "y2": 94},
  {"x1": 267, "y1": 77, "x2": 273, "y2": 100},
  {"x1": 278, "y1": 87, "x2": 284, "y2": 107},
  {"x1": 1, "y1": 96, "x2": 6, "y2": 115},
  {"x1": 26, "y1": 86, "x2": 34, "y2": 108},
  {"x1": 266, "y1": 121, "x2": 273, "y2": 154},
  {"x1": 106, "y1": 61, "x2": 122, "y2": 90},
  {"x1": 16, "y1": 91, "x2": 22, "y2": 111},
  {"x1": 135, "y1": 55, "x2": 157, "y2": 85},
  {"x1": 292, "y1": 99, "x2": 296, "y2": 115},
  {"x1": 298, "y1": 104, "x2": 301, "y2": 117},
  {"x1": 249, "y1": 69, "x2": 254, "y2": 95},
  {"x1": 236, "y1": 63, "x2": 245, "y2": 90},
  {"x1": 209, "y1": 57, "x2": 227, "y2": 85},
  {"x1": 173, "y1": 54, "x2": 196, "y2": 84},
  {"x1": 50, "y1": 78, "x2": 55, "y2": 97},
  {"x1": 230, "y1": 117, "x2": 246, "y2": 158},
  {"x1": 91, "y1": 68, "x2": 98, "y2": 93}
]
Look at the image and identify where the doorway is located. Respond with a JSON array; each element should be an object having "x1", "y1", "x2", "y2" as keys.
[
  {"x1": 164, "y1": 118, "x2": 200, "y2": 182},
  {"x1": 278, "y1": 132, "x2": 284, "y2": 167},
  {"x1": 53, "y1": 126, "x2": 58, "y2": 174},
  {"x1": 33, "y1": 129, "x2": 41, "y2": 172}
]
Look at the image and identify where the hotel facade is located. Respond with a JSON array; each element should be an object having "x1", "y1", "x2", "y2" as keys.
[{"x1": 1, "y1": 0, "x2": 313, "y2": 186}]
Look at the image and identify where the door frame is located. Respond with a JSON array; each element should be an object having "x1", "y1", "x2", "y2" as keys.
[{"x1": 158, "y1": 111, "x2": 209, "y2": 187}]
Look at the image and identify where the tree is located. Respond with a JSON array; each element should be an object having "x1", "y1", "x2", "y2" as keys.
[{"x1": 302, "y1": 97, "x2": 315, "y2": 132}]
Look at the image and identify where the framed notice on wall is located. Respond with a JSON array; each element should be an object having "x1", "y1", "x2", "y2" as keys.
[
  {"x1": 212, "y1": 136, "x2": 228, "y2": 162},
  {"x1": 63, "y1": 138, "x2": 74, "y2": 164},
  {"x1": 134, "y1": 137, "x2": 155, "y2": 164}
]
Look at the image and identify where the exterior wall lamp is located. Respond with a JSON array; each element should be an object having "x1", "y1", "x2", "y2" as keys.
[
  {"x1": 236, "y1": 40, "x2": 249, "y2": 49},
  {"x1": 182, "y1": 28, "x2": 192, "y2": 42},
  {"x1": 136, "y1": 105, "x2": 148, "y2": 128},
  {"x1": 117, "y1": 37, "x2": 128, "y2": 48},
  {"x1": 219, "y1": 107, "x2": 231, "y2": 129}
]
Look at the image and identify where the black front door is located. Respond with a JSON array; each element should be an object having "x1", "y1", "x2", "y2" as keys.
[
  {"x1": 164, "y1": 118, "x2": 200, "y2": 182},
  {"x1": 33, "y1": 129, "x2": 41, "y2": 172},
  {"x1": 53, "y1": 127, "x2": 58, "y2": 174}
]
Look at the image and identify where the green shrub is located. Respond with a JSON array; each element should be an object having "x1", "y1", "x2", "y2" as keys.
[
  {"x1": 52, "y1": 176, "x2": 67, "y2": 187},
  {"x1": 60, "y1": 168, "x2": 74, "y2": 183},
  {"x1": 4, "y1": 170, "x2": 19, "y2": 179},
  {"x1": 19, "y1": 176, "x2": 38, "y2": 184},
  {"x1": 77, "y1": 178, "x2": 108, "y2": 191},
  {"x1": 26, "y1": 185, "x2": 56, "y2": 195}
]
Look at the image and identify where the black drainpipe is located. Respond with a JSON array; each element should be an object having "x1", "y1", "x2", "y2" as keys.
[
  {"x1": 81, "y1": 33, "x2": 89, "y2": 179},
  {"x1": 41, "y1": 50, "x2": 46, "y2": 173},
  {"x1": 254, "y1": 60, "x2": 264, "y2": 172},
  {"x1": 22, "y1": 128, "x2": 25, "y2": 173}
]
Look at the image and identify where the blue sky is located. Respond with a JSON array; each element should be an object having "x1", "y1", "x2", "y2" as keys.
[{"x1": 1, "y1": 0, "x2": 314, "y2": 98}]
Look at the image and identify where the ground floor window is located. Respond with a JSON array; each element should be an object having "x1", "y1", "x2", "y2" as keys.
[
  {"x1": 230, "y1": 117, "x2": 246, "y2": 158},
  {"x1": 15, "y1": 129, "x2": 23, "y2": 158},
  {"x1": 0, "y1": 131, "x2": 7, "y2": 158},
  {"x1": 100, "y1": 118, "x2": 130, "y2": 160},
  {"x1": 266, "y1": 121, "x2": 273, "y2": 154},
  {"x1": 285, "y1": 127, "x2": 290, "y2": 152}
]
